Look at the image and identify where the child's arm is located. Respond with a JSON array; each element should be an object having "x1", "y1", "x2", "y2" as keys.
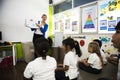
[
  {"x1": 83, "y1": 59, "x2": 91, "y2": 66},
  {"x1": 57, "y1": 64, "x2": 63, "y2": 67},
  {"x1": 56, "y1": 65, "x2": 69, "y2": 71},
  {"x1": 107, "y1": 57, "x2": 118, "y2": 65}
]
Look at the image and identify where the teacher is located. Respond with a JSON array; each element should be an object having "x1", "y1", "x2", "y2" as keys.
[{"x1": 32, "y1": 14, "x2": 48, "y2": 44}]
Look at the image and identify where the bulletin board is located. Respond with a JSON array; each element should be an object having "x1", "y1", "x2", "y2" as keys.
[
  {"x1": 98, "y1": 0, "x2": 120, "y2": 34},
  {"x1": 53, "y1": 7, "x2": 80, "y2": 34},
  {"x1": 81, "y1": 3, "x2": 98, "y2": 33}
]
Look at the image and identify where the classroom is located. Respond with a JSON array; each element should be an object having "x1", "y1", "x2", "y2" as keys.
[{"x1": 0, "y1": 0, "x2": 120, "y2": 80}]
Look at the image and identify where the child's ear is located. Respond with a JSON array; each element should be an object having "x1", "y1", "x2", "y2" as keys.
[{"x1": 67, "y1": 45, "x2": 70, "y2": 49}]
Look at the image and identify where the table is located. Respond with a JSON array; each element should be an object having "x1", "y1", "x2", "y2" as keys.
[{"x1": 0, "y1": 45, "x2": 16, "y2": 66}]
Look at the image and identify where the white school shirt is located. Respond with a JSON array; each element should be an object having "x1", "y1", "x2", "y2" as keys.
[
  {"x1": 35, "y1": 24, "x2": 44, "y2": 35},
  {"x1": 64, "y1": 51, "x2": 79, "y2": 79},
  {"x1": 24, "y1": 56, "x2": 57, "y2": 80},
  {"x1": 88, "y1": 53, "x2": 102, "y2": 70}
]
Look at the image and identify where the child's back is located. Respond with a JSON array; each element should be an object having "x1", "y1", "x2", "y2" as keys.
[
  {"x1": 24, "y1": 38, "x2": 57, "y2": 80},
  {"x1": 64, "y1": 51, "x2": 79, "y2": 79},
  {"x1": 24, "y1": 56, "x2": 56, "y2": 80}
]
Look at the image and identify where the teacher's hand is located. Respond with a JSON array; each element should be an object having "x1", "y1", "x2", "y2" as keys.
[{"x1": 36, "y1": 23, "x2": 41, "y2": 28}]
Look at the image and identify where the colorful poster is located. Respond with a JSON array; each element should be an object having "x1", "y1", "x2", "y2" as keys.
[
  {"x1": 84, "y1": 14, "x2": 95, "y2": 29},
  {"x1": 53, "y1": 7, "x2": 80, "y2": 34},
  {"x1": 108, "y1": 20, "x2": 116, "y2": 31},
  {"x1": 100, "y1": 20, "x2": 107, "y2": 30},
  {"x1": 98, "y1": 0, "x2": 120, "y2": 33},
  {"x1": 82, "y1": 4, "x2": 97, "y2": 33}
]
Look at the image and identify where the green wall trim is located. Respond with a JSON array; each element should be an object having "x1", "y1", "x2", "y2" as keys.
[{"x1": 48, "y1": 5, "x2": 53, "y2": 36}]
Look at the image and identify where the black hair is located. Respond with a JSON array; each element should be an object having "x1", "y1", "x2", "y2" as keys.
[
  {"x1": 115, "y1": 21, "x2": 120, "y2": 30},
  {"x1": 74, "y1": 40, "x2": 82, "y2": 57},
  {"x1": 62, "y1": 37, "x2": 82, "y2": 57},
  {"x1": 93, "y1": 39, "x2": 102, "y2": 48},
  {"x1": 34, "y1": 37, "x2": 50, "y2": 60}
]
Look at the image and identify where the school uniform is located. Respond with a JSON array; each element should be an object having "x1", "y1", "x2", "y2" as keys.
[
  {"x1": 24, "y1": 56, "x2": 57, "y2": 80},
  {"x1": 55, "y1": 51, "x2": 79, "y2": 80},
  {"x1": 79, "y1": 53, "x2": 102, "y2": 74},
  {"x1": 32, "y1": 23, "x2": 48, "y2": 44}
]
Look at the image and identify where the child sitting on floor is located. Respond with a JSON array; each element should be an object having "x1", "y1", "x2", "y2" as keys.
[{"x1": 79, "y1": 42, "x2": 103, "y2": 74}]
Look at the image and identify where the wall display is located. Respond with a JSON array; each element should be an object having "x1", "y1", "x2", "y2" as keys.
[
  {"x1": 54, "y1": 32, "x2": 63, "y2": 47},
  {"x1": 80, "y1": 40, "x2": 85, "y2": 47},
  {"x1": 71, "y1": 35, "x2": 117, "y2": 59},
  {"x1": 81, "y1": 4, "x2": 98, "y2": 33},
  {"x1": 98, "y1": 0, "x2": 120, "y2": 33},
  {"x1": 53, "y1": 7, "x2": 80, "y2": 34},
  {"x1": 53, "y1": 14, "x2": 63, "y2": 32}
]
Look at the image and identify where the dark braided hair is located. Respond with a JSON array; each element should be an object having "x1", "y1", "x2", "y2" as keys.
[
  {"x1": 34, "y1": 37, "x2": 50, "y2": 60},
  {"x1": 62, "y1": 37, "x2": 82, "y2": 57},
  {"x1": 74, "y1": 40, "x2": 82, "y2": 57}
]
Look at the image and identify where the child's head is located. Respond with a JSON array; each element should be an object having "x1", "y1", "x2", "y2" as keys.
[
  {"x1": 88, "y1": 42, "x2": 100, "y2": 53},
  {"x1": 34, "y1": 37, "x2": 50, "y2": 59},
  {"x1": 62, "y1": 37, "x2": 82, "y2": 57},
  {"x1": 62, "y1": 37, "x2": 75, "y2": 51},
  {"x1": 93, "y1": 39, "x2": 102, "y2": 48}
]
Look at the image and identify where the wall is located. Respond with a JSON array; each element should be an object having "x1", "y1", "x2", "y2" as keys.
[
  {"x1": 53, "y1": 0, "x2": 65, "y2": 5},
  {"x1": 64, "y1": 34, "x2": 117, "y2": 59},
  {"x1": 52, "y1": 0, "x2": 118, "y2": 59},
  {"x1": 0, "y1": 0, "x2": 49, "y2": 42}
]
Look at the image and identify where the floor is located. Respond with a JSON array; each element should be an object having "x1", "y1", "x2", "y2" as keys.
[
  {"x1": 78, "y1": 63, "x2": 118, "y2": 80},
  {"x1": 0, "y1": 61, "x2": 28, "y2": 80},
  {"x1": 0, "y1": 61, "x2": 118, "y2": 80}
]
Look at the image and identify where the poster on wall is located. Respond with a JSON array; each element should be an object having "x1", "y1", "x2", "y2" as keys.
[
  {"x1": 81, "y1": 3, "x2": 97, "y2": 33},
  {"x1": 72, "y1": 21, "x2": 78, "y2": 32},
  {"x1": 98, "y1": 0, "x2": 120, "y2": 34},
  {"x1": 53, "y1": 14, "x2": 63, "y2": 32},
  {"x1": 53, "y1": 7, "x2": 80, "y2": 34},
  {"x1": 63, "y1": 10, "x2": 72, "y2": 34},
  {"x1": 70, "y1": 7, "x2": 80, "y2": 34}
]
